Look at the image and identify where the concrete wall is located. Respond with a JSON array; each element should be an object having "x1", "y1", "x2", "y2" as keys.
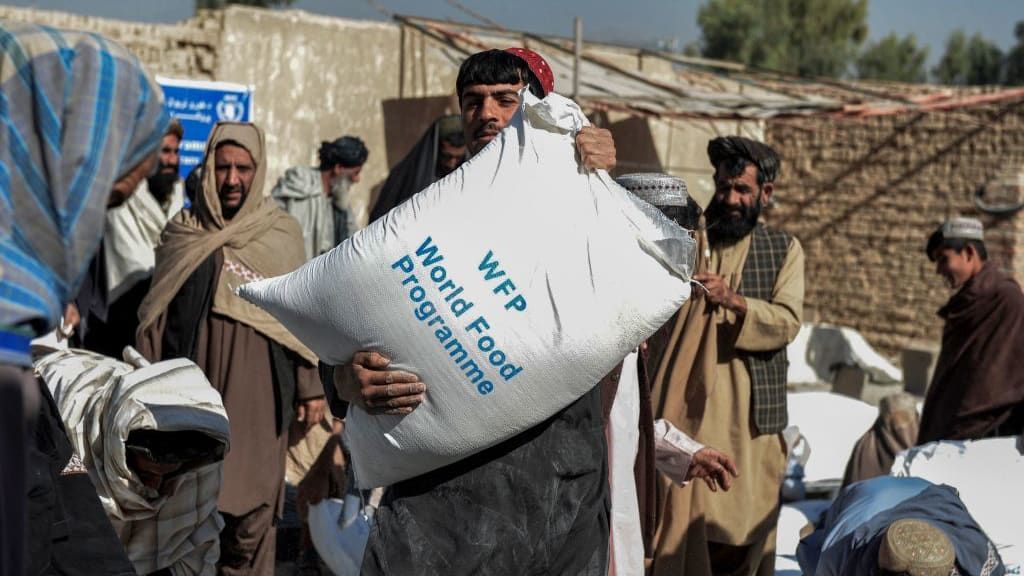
[
  {"x1": 215, "y1": 9, "x2": 400, "y2": 220},
  {"x1": 765, "y1": 101, "x2": 1024, "y2": 355}
]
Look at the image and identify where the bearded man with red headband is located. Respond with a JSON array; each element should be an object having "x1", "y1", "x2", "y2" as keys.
[{"x1": 327, "y1": 48, "x2": 617, "y2": 575}]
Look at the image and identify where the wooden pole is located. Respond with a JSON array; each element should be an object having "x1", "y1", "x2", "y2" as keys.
[{"x1": 573, "y1": 17, "x2": 582, "y2": 99}]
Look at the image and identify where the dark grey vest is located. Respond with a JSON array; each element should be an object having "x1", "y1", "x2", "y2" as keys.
[{"x1": 738, "y1": 224, "x2": 791, "y2": 436}]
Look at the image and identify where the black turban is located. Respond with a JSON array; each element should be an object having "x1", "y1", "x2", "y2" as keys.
[
  {"x1": 707, "y1": 136, "x2": 779, "y2": 184},
  {"x1": 319, "y1": 135, "x2": 368, "y2": 169}
]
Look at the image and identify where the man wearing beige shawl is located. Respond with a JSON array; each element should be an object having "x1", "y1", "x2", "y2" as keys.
[
  {"x1": 137, "y1": 122, "x2": 325, "y2": 575},
  {"x1": 647, "y1": 136, "x2": 804, "y2": 576}
]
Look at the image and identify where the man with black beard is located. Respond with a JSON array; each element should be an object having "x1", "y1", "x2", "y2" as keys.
[
  {"x1": 272, "y1": 136, "x2": 369, "y2": 259},
  {"x1": 647, "y1": 136, "x2": 804, "y2": 576},
  {"x1": 73, "y1": 121, "x2": 186, "y2": 357}
]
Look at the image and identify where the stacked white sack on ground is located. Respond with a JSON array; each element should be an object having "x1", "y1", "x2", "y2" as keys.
[
  {"x1": 787, "y1": 323, "x2": 902, "y2": 385},
  {"x1": 892, "y1": 437, "x2": 1024, "y2": 571},
  {"x1": 787, "y1": 392, "x2": 877, "y2": 485},
  {"x1": 240, "y1": 90, "x2": 695, "y2": 488}
]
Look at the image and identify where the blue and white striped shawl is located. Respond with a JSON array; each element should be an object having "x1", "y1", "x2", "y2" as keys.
[{"x1": 0, "y1": 21, "x2": 170, "y2": 349}]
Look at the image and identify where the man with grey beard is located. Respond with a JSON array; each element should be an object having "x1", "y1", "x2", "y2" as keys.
[
  {"x1": 648, "y1": 136, "x2": 805, "y2": 576},
  {"x1": 272, "y1": 136, "x2": 368, "y2": 259}
]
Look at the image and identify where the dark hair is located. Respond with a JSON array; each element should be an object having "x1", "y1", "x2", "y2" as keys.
[
  {"x1": 456, "y1": 50, "x2": 544, "y2": 103},
  {"x1": 319, "y1": 136, "x2": 368, "y2": 171},
  {"x1": 184, "y1": 165, "x2": 202, "y2": 203},
  {"x1": 926, "y1": 232, "x2": 988, "y2": 262},
  {"x1": 715, "y1": 156, "x2": 766, "y2": 187},
  {"x1": 166, "y1": 119, "x2": 184, "y2": 140},
  {"x1": 659, "y1": 201, "x2": 702, "y2": 230}
]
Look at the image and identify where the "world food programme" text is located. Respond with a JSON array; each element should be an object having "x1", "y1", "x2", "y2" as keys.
[{"x1": 392, "y1": 236, "x2": 526, "y2": 395}]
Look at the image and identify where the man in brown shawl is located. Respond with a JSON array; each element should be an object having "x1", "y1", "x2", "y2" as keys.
[
  {"x1": 842, "y1": 392, "x2": 920, "y2": 487},
  {"x1": 137, "y1": 122, "x2": 325, "y2": 575},
  {"x1": 918, "y1": 217, "x2": 1024, "y2": 444},
  {"x1": 647, "y1": 136, "x2": 804, "y2": 576}
]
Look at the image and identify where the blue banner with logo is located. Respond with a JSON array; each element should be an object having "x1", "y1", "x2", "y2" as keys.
[{"x1": 157, "y1": 77, "x2": 254, "y2": 179}]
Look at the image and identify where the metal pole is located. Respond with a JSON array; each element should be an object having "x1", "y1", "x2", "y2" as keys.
[{"x1": 573, "y1": 17, "x2": 582, "y2": 99}]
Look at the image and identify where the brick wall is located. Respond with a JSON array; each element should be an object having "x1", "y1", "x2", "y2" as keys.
[
  {"x1": 0, "y1": 6, "x2": 221, "y2": 79},
  {"x1": 765, "y1": 100, "x2": 1024, "y2": 356}
]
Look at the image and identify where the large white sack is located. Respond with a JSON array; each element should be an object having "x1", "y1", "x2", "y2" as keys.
[
  {"x1": 786, "y1": 392, "x2": 876, "y2": 484},
  {"x1": 787, "y1": 323, "x2": 902, "y2": 385},
  {"x1": 240, "y1": 90, "x2": 695, "y2": 489},
  {"x1": 891, "y1": 437, "x2": 1024, "y2": 570}
]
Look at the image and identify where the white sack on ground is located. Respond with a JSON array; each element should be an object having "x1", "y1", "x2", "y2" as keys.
[
  {"x1": 787, "y1": 323, "x2": 902, "y2": 385},
  {"x1": 776, "y1": 500, "x2": 832, "y2": 557},
  {"x1": 37, "y1": 347, "x2": 230, "y2": 576},
  {"x1": 240, "y1": 90, "x2": 695, "y2": 488},
  {"x1": 787, "y1": 392, "x2": 876, "y2": 484},
  {"x1": 891, "y1": 437, "x2": 1024, "y2": 570}
]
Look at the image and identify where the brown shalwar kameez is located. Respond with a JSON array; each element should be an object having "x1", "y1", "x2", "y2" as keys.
[{"x1": 195, "y1": 312, "x2": 319, "y2": 575}]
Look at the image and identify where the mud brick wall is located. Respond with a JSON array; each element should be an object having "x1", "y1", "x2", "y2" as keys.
[
  {"x1": 0, "y1": 6, "x2": 220, "y2": 79},
  {"x1": 765, "y1": 100, "x2": 1024, "y2": 356}
]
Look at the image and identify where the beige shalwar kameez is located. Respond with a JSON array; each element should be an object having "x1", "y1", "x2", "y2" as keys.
[{"x1": 649, "y1": 231, "x2": 803, "y2": 576}]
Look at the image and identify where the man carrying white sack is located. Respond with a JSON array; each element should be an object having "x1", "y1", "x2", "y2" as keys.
[
  {"x1": 609, "y1": 173, "x2": 739, "y2": 576},
  {"x1": 324, "y1": 48, "x2": 620, "y2": 575},
  {"x1": 136, "y1": 122, "x2": 326, "y2": 575},
  {"x1": 36, "y1": 347, "x2": 231, "y2": 576}
]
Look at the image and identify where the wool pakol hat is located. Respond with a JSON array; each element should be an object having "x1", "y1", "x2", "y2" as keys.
[{"x1": 615, "y1": 173, "x2": 690, "y2": 208}]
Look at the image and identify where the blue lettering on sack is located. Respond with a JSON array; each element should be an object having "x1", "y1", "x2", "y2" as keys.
[{"x1": 391, "y1": 236, "x2": 526, "y2": 396}]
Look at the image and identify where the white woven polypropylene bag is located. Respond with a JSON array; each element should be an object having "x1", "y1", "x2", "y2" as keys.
[{"x1": 240, "y1": 90, "x2": 695, "y2": 488}]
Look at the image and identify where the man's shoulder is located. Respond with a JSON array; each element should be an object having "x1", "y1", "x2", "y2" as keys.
[
  {"x1": 272, "y1": 165, "x2": 321, "y2": 198},
  {"x1": 755, "y1": 224, "x2": 795, "y2": 245},
  {"x1": 750, "y1": 224, "x2": 802, "y2": 257},
  {"x1": 990, "y1": 269, "x2": 1024, "y2": 305}
]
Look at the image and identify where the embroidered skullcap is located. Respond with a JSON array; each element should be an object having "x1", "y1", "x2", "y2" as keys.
[
  {"x1": 937, "y1": 216, "x2": 984, "y2": 242},
  {"x1": 504, "y1": 47, "x2": 555, "y2": 96},
  {"x1": 707, "y1": 136, "x2": 780, "y2": 183},
  {"x1": 878, "y1": 519, "x2": 955, "y2": 576},
  {"x1": 615, "y1": 173, "x2": 689, "y2": 208}
]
